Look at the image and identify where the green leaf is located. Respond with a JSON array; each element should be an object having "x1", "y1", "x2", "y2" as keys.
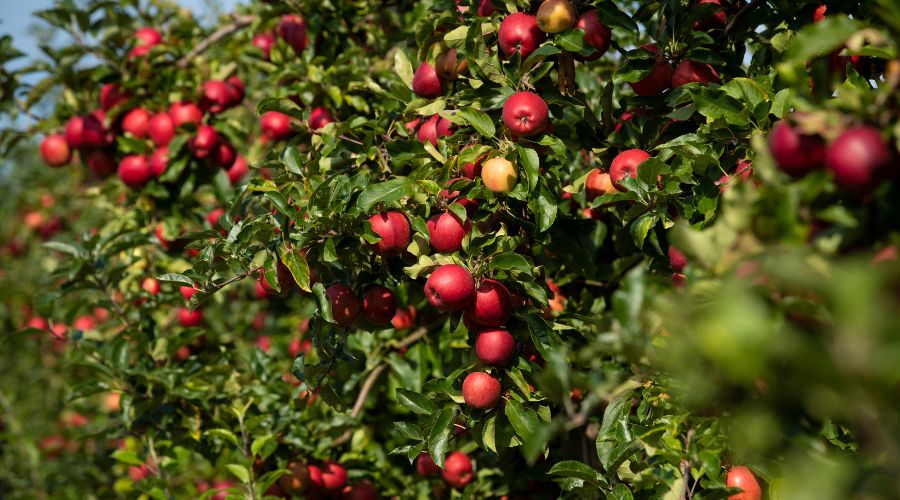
[
  {"x1": 482, "y1": 413, "x2": 498, "y2": 453},
  {"x1": 43, "y1": 241, "x2": 84, "y2": 258},
  {"x1": 281, "y1": 249, "x2": 311, "y2": 292},
  {"x1": 356, "y1": 178, "x2": 414, "y2": 212},
  {"x1": 516, "y1": 145, "x2": 540, "y2": 194},
  {"x1": 312, "y1": 282, "x2": 335, "y2": 323},
  {"x1": 491, "y1": 252, "x2": 531, "y2": 273},
  {"x1": 427, "y1": 407, "x2": 454, "y2": 468},
  {"x1": 458, "y1": 107, "x2": 495, "y2": 138},
  {"x1": 206, "y1": 428, "x2": 240, "y2": 447},
  {"x1": 396, "y1": 388, "x2": 439, "y2": 415},
  {"x1": 394, "y1": 421, "x2": 424, "y2": 441},
  {"x1": 226, "y1": 463, "x2": 250, "y2": 484},
  {"x1": 156, "y1": 273, "x2": 194, "y2": 286},
  {"x1": 785, "y1": 15, "x2": 863, "y2": 63},
  {"x1": 629, "y1": 212, "x2": 659, "y2": 248},
  {"x1": 251, "y1": 435, "x2": 277, "y2": 459},
  {"x1": 548, "y1": 460, "x2": 604, "y2": 486},
  {"x1": 111, "y1": 449, "x2": 145, "y2": 466},
  {"x1": 504, "y1": 400, "x2": 539, "y2": 443}
]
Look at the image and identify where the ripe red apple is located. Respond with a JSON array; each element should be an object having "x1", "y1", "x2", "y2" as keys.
[
  {"x1": 72, "y1": 315, "x2": 96, "y2": 331},
  {"x1": 462, "y1": 371, "x2": 501, "y2": 409},
  {"x1": 177, "y1": 307, "x2": 204, "y2": 327},
  {"x1": 200, "y1": 80, "x2": 233, "y2": 114},
  {"x1": 427, "y1": 212, "x2": 469, "y2": 253},
  {"x1": 813, "y1": 4, "x2": 827, "y2": 23},
  {"x1": 309, "y1": 107, "x2": 335, "y2": 130},
  {"x1": 668, "y1": 246, "x2": 687, "y2": 272},
  {"x1": 502, "y1": 91, "x2": 549, "y2": 137},
  {"x1": 128, "y1": 44, "x2": 152, "y2": 59},
  {"x1": 825, "y1": 125, "x2": 891, "y2": 191},
  {"x1": 368, "y1": 211, "x2": 411, "y2": 256},
  {"x1": 768, "y1": 119, "x2": 825, "y2": 177},
  {"x1": 148, "y1": 113, "x2": 176, "y2": 147},
  {"x1": 477, "y1": 0, "x2": 497, "y2": 16},
  {"x1": 435, "y1": 49, "x2": 468, "y2": 80},
  {"x1": 40, "y1": 135, "x2": 71, "y2": 167},
  {"x1": 227, "y1": 155, "x2": 249, "y2": 184},
  {"x1": 475, "y1": 328, "x2": 516, "y2": 366},
  {"x1": 278, "y1": 15, "x2": 308, "y2": 54},
  {"x1": 416, "y1": 453, "x2": 441, "y2": 476},
  {"x1": 425, "y1": 264, "x2": 476, "y2": 312},
  {"x1": 466, "y1": 279, "x2": 512, "y2": 327},
  {"x1": 210, "y1": 140, "x2": 236, "y2": 169},
  {"x1": 314, "y1": 461, "x2": 347, "y2": 491},
  {"x1": 170, "y1": 101, "x2": 203, "y2": 128},
  {"x1": 441, "y1": 451, "x2": 474, "y2": 489},
  {"x1": 461, "y1": 148, "x2": 486, "y2": 179},
  {"x1": 498, "y1": 13, "x2": 545, "y2": 60},
  {"x1": 481, "y1": 157, "x2": 518, "y2": 193},
  {"x1": 180, "y1": 286, "x2": 198, "y2": 301},
  {"x1": 118, "y1": 155, "x2": 152, "y2": 188},
  {"x1": 122, "y1": 107, "x2": 151, "y2": 138},
  {"x1": 278, "y1": 462, "x2": 311, "y2": 496},
  {"x1": 362, "y1": 285, "x2": 398, "y2": 325},
  {"x1": 84, "y1": 150, "x2": 114, "y2": 177},
  {"x1": 391, "y1": 305, "x2": 416, "y2": 331},
  {"x1": 576, "y1": 11, "x2": 612, "y2": 61},
  {"x1": 189, "y1": 125, "x2": 220, "y2": 158},
  {"x1": 609, "y1": 149, "x2": 651, "y2": 189},
  {"x1": 412, "y1": 62, "x2": 444, "y2": 99},
  {"x1": 585, "y1": 168, "x2": 617, "y2": 199},
  {"x1": 142, "y1": 277, "x2": 161, "y2": 295},
  {"x1": 326, "y1": 284, "x2": 361, "y2": 327},
  {"x1": 134, "y1": 27, "x2": 162, "y2": 47},
  {"x1": 536, "y1": 0, "x2": 577, "y2": 34},
  {"x1": 252, "y1": 32, "x2": 275, "y2": 59},
  {"x1": 416, "y1": 114, "x2": 453, "y2": 146},
  {"x1": 149, "y1": 147, "x2": 168, "y2": 178},
  {"x1": 630, "y1": 45, "x2": 674, "y2": 96},
  {"x1": 261, "y1": 111, "x2": 293, "y2": 141},
  {"x1": 672, "y1": 60, "x2": 721, "y2": 88},
  {"x1": 693, "y1": 0, "x2": 727, "y2": 31},
  {"x1": 65, "y1": 113, "x2": 110, "y2": 149},
  {"x1": 341, "y1": 480, "x2": 377, "y2": 500},
  {"x1": 716, "y1": 159, "x2": 754, "y2": 191},
  {"x1": 726, "y1": 466, "x2": 762, "y2": 500},
  {"x1": 99, "y1": 83, "x2": 129, "y2": 110}
]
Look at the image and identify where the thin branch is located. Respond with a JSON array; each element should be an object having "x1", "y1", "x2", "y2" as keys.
[
  {"x1": 15, "y1": 99, "x2": 42, "y2": 123},
  {"x1": 176, "y1": 14, "x2": 257, "y2": 69},
  {"x1": 718, "y1": 0, "x2": 767, "y2": 42},
  {"x1": 198, "y1": 266, "x2": 263, "y2": 295}
]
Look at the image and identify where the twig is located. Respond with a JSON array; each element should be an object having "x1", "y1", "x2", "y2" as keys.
[
  {"x1": 719, "y1": 0, "x2": 767, "y2": 42},
  {"x1": 176, "y1": 14, "x2": 256, "y2": 68},
  {"x1": 14, "y1": 99, "x2": 42, "y2": 123},
  {"x1": 237, "y1": 415, "x2": 259, "y2": 500},
  {"x1": 92, "y1": 275, "x2": 132, "y2": 329},
  {"x1": 198, "y1": 266, "x2": 263, "y2": 294}
]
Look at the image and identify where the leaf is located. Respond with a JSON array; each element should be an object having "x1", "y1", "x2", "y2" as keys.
[
  {"x1": 281, "y1": 248, "x2": 311, "y2": 292},
  {"x1": 491, "y1": 253, "x2": 532, "y2": 273},
  {"x1": 43, "y1": 241, "x2": 84, "y2": 258},
  {"x1": 594, "y1": 2, "x2": 639, "y2": 32},
  {"x1": 394, "y1": 421, "x2": 424, "y2": 441},
  {"x1": 251, "y1": 435, "x2": 277, "y2": 459},
  {"x1": 458, "y1": 107, "x2": 495, "y2": 138},
  {"x1": 156, "y1": 273, "x2": 194, "y2": 286},
  {"x1": 482, "y1": 413, "x2": 498, "y2": 453},
  {"x1": 356, "y1": 178, "x2": 414, "y2": 212},
  {"x1": 515, "y1": 145, "x2": 539, "y2": 194},
  {"x1": 396, "y1": 388, "x2": 439, "y2": 415},
  {"x1": 206, "y1": 428, "x2": 240, "y2": 447},
  {"x1": 226, "y1": 463, "x2": 250, "y2": 484},
  {"x1": 785, "y1": 15, "x2": 863, "y2": 63},
  {"x1": 111, "y1": 449, "x2": 145, "y2": 466},
  {"x1": 427, "y1": 407, "x2": 454, "y2": 468},
  {"x1": 548, "y1": 460, "x2": 604, "y2": 486},
  {"x1": 312, "y1": 282, "x2": 334, "y2": 323},
  {"x1": 630, "y1": 211, "x2": 659, "y2": 248},
  {"x1": 504, "y1": 400, "x2": 539, "y2": 443}
]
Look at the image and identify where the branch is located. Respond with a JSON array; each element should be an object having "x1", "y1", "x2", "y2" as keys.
[
  {"x1": 197, "y1": 266, "x2": 262, "y2": 295},
  {"x1": 176, "y1": 14, "x2": 256, "y2": 69},
  {"x1": 718, "y1": 0, "x2": 767, "y2": 42}
]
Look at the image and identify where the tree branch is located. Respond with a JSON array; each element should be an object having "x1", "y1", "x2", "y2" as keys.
[
  {"x1": 176, "y1": 14, "x2": 256, "y2": 69},
  {"x1": 719, "y1": 0, "x2": 767, "y2": 42}
]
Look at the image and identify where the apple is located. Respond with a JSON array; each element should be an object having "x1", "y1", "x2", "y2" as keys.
[
  {"x1": 368, "y1": 211, "x2": 411, "y2": 256},
  {"x1": 312, "y1": 461, "x2": 347, "y2": 491},
  {"x1": 498, "y1": 13, "x2": 545, "y2": 60},
  {"x1": 200, "y1": 80, "x2": 232, "y2": 114},
  {"x1": 122, "y1": 107, "x2": 151, "y2": 138},
  {"x1": 73, "y1": 315, "x2": 96, "y2": 331},
  {"x1": 255, "y1": 335, "x2": 272, "y2": 353},
  {"x1": 128, "y1": 44, "x2": 152, "y2": 59},
  {"x1": 416, "y1": 453, "x2": 441, "y2": 476},
  {"x1": 65, "y1": 114, "x2": 109, "y2": 149},
  {"x1": 477, "y1": 0, "x2": 497, "y2": 17},
  {"x1": 672, "y1": 60, "x2": 721, "y2": 87},
  {"x1": 629, "y1": 45, "x2": 674, "y2": 96},
  {"x1": 726, "y1": 466, "x2": 762, "y2": 500},
  {"x1": 391, "y1": 305, "x2": 416, "y2": 331},
  {"x1": 441, "y1": 451, "x2": 473, "y2": 489},
  {"x1": 326, "y1": 284, "x2": 361, "y2": 327},
  {"x1": 149, "y1": 147, "x2": 168, "y2": 178},
  {"x1": 717, "y1": 159, "x2": 754, "y2": 191},
  {"x1": 825, "y1": 125, "x2": 891, "y2": 191},
  {"x1": 461, "y1": 148, "x2": 486, "y2": 179},
  {"x1": 170, "y1": 101, "x2": 203, "y2": 128},
  {"x1": 463, "y1": 371, "x2": 501, "y2": 409},
  {"x1": 189, "y1": 125, "x2": 220, "y2": 159},
  {"x1": 412, "y1": 62, "x2": 444, "y2": 98},
  {"x1": 261, "y1": 111, "x2": 293, "y2": 141},
  {"x1": 134, "y1": 27, "x2": 162, "y2": 47},
  {"x1": 180, "y1": 286, "x2": 198, "y2": 301},
  {"x1": 252, "y1": 32, "x2": 275, "y2": 59},
  {"x1": 768, "y1": 119, "x2": 826, "y2": 177},
  {"x1": 309, "y1": 107, "x2": 335, "y2": 130},
  {"x1": 99, "y1": 83, "x2": 129, "y2": 110},
  {"x1": 118, "y1": 155, "x2": 152, "y2": 188},
  {"x1": 536, "y1": 0, "x2": 577, "y2": 34},
  {"x1": 475, "y1": 328, "x2": 516, "y2": 366},
  {"x1": 417, "y1": 114, "x2": 453, "y2": 146},
  {"x1": 425, "y1": 264, "x2": 476, "y2": 312},
  {"x1": 278, "y1": 15, "x2": 308, "y2": 54},
  {"x1": 585, "y1": 169, "x2": 616, "y2": 200},
  {"x1": 148, "y1": 113, "x2": 175, "y2": 146},
  {"x1": 609, "y1": 149, "x2": 651, "y2": 189},
  {"x1": 142, "y1": 277, "x2": 161, "y2": 295},
  {"x1": 813, "y1": 4, "x2": 827, "y2": 22},
  {"x1": 435, "y1": 49, "x2": 468, "y2": 80},
  {"x1": 502, "y1": 91, "x2": 549, "y2": 137},
  {"x1": 481, "y1": 157, "x2": 518, "y2": 193},
  {"x1": 341, "y1": 480, "x2": 377, "y2": 500},
  {"x1": 668, "y1": 246, "x2": 687, "y2": 272},
  {"x1": 210, "y1": 140, "x2": 236, "y2": 169},
  {"x1": 40, "y1": 135, "x2": 71, "y2": 167},
  {"x1": 466, "y1": 279, "x2": 511, "y2": 327},
  {"x1": 427, "y1": 212, "x2": 469, "y2": 253},
  {"x1": 693, "y1": 0, "x2": 727, "y2": 31},
  {"x1": 177, "y1": 307, "x2": 204, "y2": 327},
  {"x1": 576, "y1": 11, "x2": 612, "y2": 61},
  {"x1": 227, "y1": 155, "x2": 249, "y2": 184},
  {"x1": 362, "y1": 285, "x2": 398, "y2": 325}
]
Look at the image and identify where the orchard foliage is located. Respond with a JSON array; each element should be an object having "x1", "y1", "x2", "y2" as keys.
[{"x1": 2, "y1": 0, "x2": 900, "y2": 498}]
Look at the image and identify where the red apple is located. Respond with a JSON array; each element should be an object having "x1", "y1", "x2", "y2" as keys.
[
  {"x1": 726, "y1": 466, "x2": 762, "y2": 500},
  {"x1": 692, "y1": 0, "x2": 727, "y2": 31},
  {"x1": 134, "y1": 27, "x2": 162, "y2": 47},
  {"x1": 210, "y1": 140, "x2": 236, "y2": 169},
  {"x1": 427, "y1": 212, "x2": 469, "y2": 253},
  {"x1": 65, "y1": 113, "x2": 110, "y2": 149},
  {"x1": 475, "y1": 328, "x2": 516, "y2": 366},
  {"x1": 148, "y1": 113, "x2": 176, "y2": 147},
  {"x1": 316, "y1": 461, "x2": 347, "y2": 491},
  {"x1": 609, "y1": 149, "x2": 651, "y2": 189},
  {"x1": 142, "y1": 277, "x2": 161, "y2": 295},
  {"x1": 416, "y1": 114, "x2": 453, "y2": 146},
  {"x1": 278, "y1": 462, "x2": 311, "y2": 496},
  {"x1": 149, "y1": 147, "x2": 168, "y2": 178},
  {"x1": 425, "y1": 264, "x2": 476, "y2": 312},
  {"x1": 630, "y1": 45, "x2": 674, "y2": 96},
  {"x1": 341, "y1": 480, "x2": 377, "y2": 500},
  {"x1": 200, "y1": 80, "x2": 232, "y2": 114},
  {"x1": 498, "y1": 13, "x2": 545, "y2": 60},
  {"x1": 278, "y1": 15, "x2": 308, "y2": 54},
  {"x1": 391, "y1": 305, "x2": 416, "y2": 331},
  {"x1": 99, "y1": 83, "x2": 129, "y2": 110},
  {"x1": 85, "y1": 150, "x2": 114, "y2": 177},
  {"x1": 362, "y1": 285, "x2": 398, "y2": 325},
  {"x1": 227, "y1": 155, "x2": 249, "y2": 184},
  {"x1": 417, "y1": 453, "x2": 441, "y2": 476},
  {"x1": 435, "y1": 49, "x2": 468, "y2": 80},
  {"x1": 466, "y1": 279, "x2": 512, "y2": 327},
  {"x1": 412, "y1": 62, "x2": 444, "y2": 98},
  {"x1": 118, "y1": 155, "x2": 152, "y2": 188},
  {"x1": 189, "y1": 125, "x2": 220, "y2": 159},
  {"x1": 367, "y1": 211, "x2": 411, "y2": 256},
  {"x1": 261, "y1": 111, "x2": 293, "y2": 141},
  {"x1": 768, "y1": 119, "x2": 825, "y2": 178},
  {"x1": 585, "y1": 168, "x2": 617, "y2": 200},
  {"x1": 252, "y1": 32, "x2": 276, "y2": 60},
  {"x1": 462, "y1": 371, "x2": 501, "y2": 409},
  {"x1": 170, "y1": 101, "x2": 203, "y2": 128},
  {"x1": 477, "y1": 0, "x2": 497, "y2": 17},
  {"x1": 668, "y1": 246, "x2": 687, "y2": 272},
  {"x1": 442, "y1": 451, "x2": 474, "y2": 489},
  {"x1": 576, "y1": 11, "x2": 612, "y2": 61},
  {"x1": 122, "y1": 107, "x2": 151, "y2": 138},
  {"x1": 461, "y1": 149, "x2": 486, "y2": 179},
  {"x1": 502, "y1": 91, "x2": 549, "y2": 137},
  {"x1": 813, "y1": 4, "x2": 827, "y2": 23},
  {"x1": 177, "y1": 307, "x2": 204, "y2": 327},
  {"x1": 672, "y1": 60, "x2": 721, "y2": 88},
  {"x1": 180, "y1": 286, "x2": 198, "y2": 301},
  {"x1": 309, "y1": 107, "x2": 335, "y2": 130},
  {"x1": 40, "y1": 135, "x2": 71, "y2": 167},
  {"x1": 825, "y1": 125, "x2": 891, "y2": 191},
  {"x1": 327, "y1": 284, "x2": 361, "y2": 327}
]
